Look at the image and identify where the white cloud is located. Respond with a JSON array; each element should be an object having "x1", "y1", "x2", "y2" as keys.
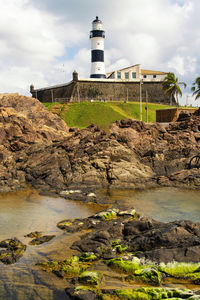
[{"x1": 0, "y1": 0, "x2": 199, "y2": 102}]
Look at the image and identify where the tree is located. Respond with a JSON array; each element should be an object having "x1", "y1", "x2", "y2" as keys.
[
  {"x1": 162, "y1": 72, "x2": 187, "y2": 106},
  {"x1": 191, "y1": 76, "x2": 200, "y2": 100}
]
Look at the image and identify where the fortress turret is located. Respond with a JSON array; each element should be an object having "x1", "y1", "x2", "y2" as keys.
[{"x1": 90, "y1": 16, "x2": 106, "y2": 78}]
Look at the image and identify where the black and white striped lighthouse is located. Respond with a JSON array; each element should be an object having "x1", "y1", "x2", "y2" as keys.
[{"x1": 90, "y1": 16, "x2": 106, "y2": 78}]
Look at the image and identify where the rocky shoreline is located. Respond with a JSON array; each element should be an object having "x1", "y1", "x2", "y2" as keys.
[
  {"x1": 0, "y1": 94, "x2": 200, "y2": 299},
  {"x1": 1, "y1": 205, "x2": 200, "y2": 299},
  {"x1": 41, "y1": 207, "x2": 200, "y2": 299},
  {"x1": 1, "y1": 94, "x2": 200, "y2": 194}
]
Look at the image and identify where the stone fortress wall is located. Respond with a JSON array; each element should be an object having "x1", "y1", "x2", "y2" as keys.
[{"x1": 30, "y1": 72, "x2": 174, "y2": 105}]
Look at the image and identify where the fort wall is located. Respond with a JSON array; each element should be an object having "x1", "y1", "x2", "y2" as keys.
[{"x1": 31, "y1": 79, "x2": 174, "y2": 105}]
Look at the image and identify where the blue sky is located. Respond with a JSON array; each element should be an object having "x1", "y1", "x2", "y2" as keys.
[{"x1": 0, "y1": 0, "x2": 199, "y2": 106}]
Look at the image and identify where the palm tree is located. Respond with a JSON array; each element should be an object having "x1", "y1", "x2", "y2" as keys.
[
  {"x1": 162, "y1": 72, "x2": 187, "y2": 106},
  {"x1": 191, "y1": 76, "x2": 200, "y2": 100}
]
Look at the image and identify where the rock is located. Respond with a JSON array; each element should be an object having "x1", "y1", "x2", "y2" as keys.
[
  {"x1": 29, "y1": 235, "x2": 55, "y2": 245},
  {"x1": 79, "y1": 252, "x2": 97, "y2": 262},
  {"x1": 57, "y1": 218, "x2": 96, "y2": 233},
  {"x1": 126, "y1": 268, "x2": 161, "y2": 285},
  {"x1": 77, "y1": 271, "x2": 102, "y2": 286},
  {"x1": 65, "y1": 287, "x2": 96, "y2": 300},
  {"x1": 24, "y1": 231, "x2": 42, "y2": 238},
  {"x1": 113, "y1": 287, "x2": 199, "y2": 300},
  {"x1": 87, "y1": 192, "x2": 96, "y2": 197},
  {"x1": 1, "y1": 94, "x2": 200, "y2": 192},
  {"x1": 70, "y1": 210, "x2": 200, "y2": 263},
  {"x1": 93, "y1": 209, "x2": 118, "y2": 220},
  {"x1": 124, "y1": 219, "x2": 200, "y2": 263},
  {"x1": 0, "y1": 238, "x2": 26, "y2": 264},
  {"x1": 38, "y1": 256, "x2": 85, "y2": 278}
]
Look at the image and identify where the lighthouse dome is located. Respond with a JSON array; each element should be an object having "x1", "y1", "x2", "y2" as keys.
[{"x1": 92, "y1": 16, "x2": 103, "y2": 30}]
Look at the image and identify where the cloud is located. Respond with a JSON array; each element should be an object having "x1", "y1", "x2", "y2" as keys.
[{"x1": 0, "y1": 0, "x2": 199, "y2": 107}]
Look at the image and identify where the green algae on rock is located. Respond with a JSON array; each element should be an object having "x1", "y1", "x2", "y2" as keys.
[
  {"x1": 107, "y1": 257, "x2": 200, "y2": 287},
  {"x1": 126, "y1": 268, "x2": 161, "y2": 285},
  {"x1": 79, "y1": 252, "x2": 98, "y2": 262},
  {"x1": 38, "y1": 256, "x2": 91, "y2": 278},
  {"x1": 94, "y1": 209, "x2": 119, "y2": 221},
  {"x1": 107, "y1": 257, "x2": 144, "y2": 274},
  {"x1": 114, "y1": 287, "x2": 197, "y2": 300},
  {"x1": 158, "y1": 262, "x2": 200, "y2": 284},
  {"x1": 24, "y1": 231, "x2": 43, "y2": 238},
  {"x1": 0, "y1": 238, "x2": 26, "y2": 264},
  {"x1": 78, "y1": 271, "x2": 103, "y2": 286},
  {"x1": 65, "y1": 286, "x2": 199, "y2": 300},
  {"x1": 111, "y1": 240, "x2": 128, "y2": 254}
]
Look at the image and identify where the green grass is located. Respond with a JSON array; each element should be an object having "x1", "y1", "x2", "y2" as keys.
[{"x1": 44, "y1": 101, "x2": 175, "y2": 131}]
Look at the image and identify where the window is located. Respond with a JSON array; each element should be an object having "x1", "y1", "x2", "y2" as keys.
[
  {"x1": 132, "y1": 72, "x2": 136, "y2": 78},
  {"x1": 110, "y1": 73, "x2": 114, "y2": 79},
  {"x1": 125, "y1": 72, "x2": 129, "y2": 79},
  {"x1": 153, "y1": 75, "x2": 157, "y2": 78},
  {"x1": 117, "y1": 72, "x2": 121, "y2": 79},
  {"x1": 143, "y1": 75, "x2": 147, "y2": 78}
]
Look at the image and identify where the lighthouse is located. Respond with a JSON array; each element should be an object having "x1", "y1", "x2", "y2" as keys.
[{"x1": 90, "y1": 16, "x2": 106, "y2": 78}]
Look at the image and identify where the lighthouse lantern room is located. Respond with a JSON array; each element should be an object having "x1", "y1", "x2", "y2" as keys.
[{"x1": 90, "y1": 16, "x2": 106, "y2": 78}]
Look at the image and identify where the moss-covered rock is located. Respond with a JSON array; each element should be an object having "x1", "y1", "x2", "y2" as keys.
[
  {"x1": 39, "y1": 256, "x2": 89, "y2": 278},
  {"x1": 111, "y1": 240, "x2": 128, "y2": 254},
  {"x1": 107, "y1": 258, "x2": 200, "y2": 286},
  {"x1": 114, "y1": 287, "x2": 196, "y2": 300},
  {"x1": 57, "y1": 220, "x2": 73, "y2": 230},
  {"x1": 107, "y1": 257, "x2": 143, "y2": 274},
  {"x1": 78, "y1": 271, "x2": 102, "y2": 286},
  {"x1": 0, "y1": 238, "x2": 26, "y2": 264},
  {"x1": 79, "y1": 252, "x2": 97, "y2": 262},
  {"x1": 158, "y1": 262, "x2": 200, "y2": 284},
  {"x1": 126, "y1": 268, "x2": 161, "y2": 285},
  {"x1": 24, "y1": 231, "x2": 42, "y2": 238},
  {"x1": 94, "y1": 209, "x2": 118, "y2": 221}
]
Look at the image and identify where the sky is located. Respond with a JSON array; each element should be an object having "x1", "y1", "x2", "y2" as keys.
[{"x1": 0, "y1": 0, "x2": 199, "y2": 106}]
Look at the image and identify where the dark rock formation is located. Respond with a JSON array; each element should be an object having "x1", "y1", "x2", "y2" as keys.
[
  {"x1": 28, "y1": 235, "x2": 55, "y2": 245},
  {"x1": 68, "y1": 209, "x2": 200, "y2": 263},
  {"x1": 0, "y1": 238, "x2": 26, "y2": 264},
  {"x1": 1, "y1": 94, "x2": 200, "y2": 193}
]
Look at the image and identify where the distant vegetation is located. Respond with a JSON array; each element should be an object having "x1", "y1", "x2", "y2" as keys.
[
  {"x1": 162, "y1": 72, "x2": 187, "y2": 106},
  {"x1": 43, "y1": 101, "x2": 175, "y2": 131},
  {"x1": 191, "y1": 76, "x2": 200, "y2": 100}
]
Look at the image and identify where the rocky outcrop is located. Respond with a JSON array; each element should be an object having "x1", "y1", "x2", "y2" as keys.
[
  {"x1": 0, "y1": 94, "x2": 68, "y2": 192},
  {"x1": 69, "y1": 209, "x2": 200, "y2": 263},
  {"x1": 1, "y1": 93, "x2": 200, "y2": 193},
  {"x1": 0, "y1": 238, "x2": 26, "y2": 264},
  {"x1": 44, "y1": 209, "x2": 200, "y2": 299}
]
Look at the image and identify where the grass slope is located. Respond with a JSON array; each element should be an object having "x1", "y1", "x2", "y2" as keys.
[{"x1": 44, "y1": 101, "x2": 174, "y2": 131}]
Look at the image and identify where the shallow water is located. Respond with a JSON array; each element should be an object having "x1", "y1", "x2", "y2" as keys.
[
  {"x1": 0, "y1": 188, "x2": 105, "y2": 300},
  {"x1": 104, "y1": 187, "x2": 200, "y2": 222},
  {"x1": 0, "y1": 187, "x2": 199, "y2": 299}
]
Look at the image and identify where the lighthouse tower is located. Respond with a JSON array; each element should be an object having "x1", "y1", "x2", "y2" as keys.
[{"x1": 90, "y1": 16, "x2": 106, "y2": 78}]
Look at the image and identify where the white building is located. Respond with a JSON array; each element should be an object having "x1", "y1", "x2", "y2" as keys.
[{"x1": 106, "y1": 64, "x2": 168, "y2": 82}]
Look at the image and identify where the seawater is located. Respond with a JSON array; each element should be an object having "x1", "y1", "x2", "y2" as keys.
[
  {"x1": 0, "y1": 188, "x2": 105, "y2": 300},
  {"x1": 104, "y1": 187, "x2": 200, "y2": 222}
]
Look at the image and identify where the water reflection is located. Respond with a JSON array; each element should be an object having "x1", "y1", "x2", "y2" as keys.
[
  {"x1": 104, "y1": 187, "x2": 200, "y2": 222},
  {"x1": 0, "y1": 188, "x2": 104, "y2": 300}
]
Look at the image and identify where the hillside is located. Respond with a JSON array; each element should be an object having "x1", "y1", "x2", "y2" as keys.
[{"x1": 43, "y1": 101, "x2": 174, "y2": 131}]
